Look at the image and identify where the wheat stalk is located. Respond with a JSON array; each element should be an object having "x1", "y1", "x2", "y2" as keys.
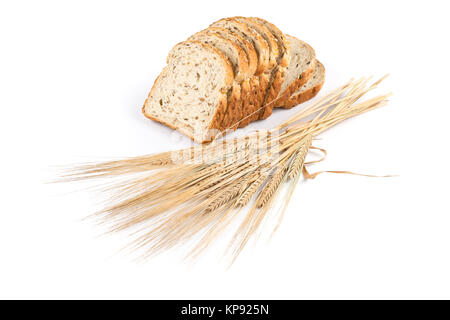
[{"x1": 57, "y1": 76, "x2": 391, "y2": 264}]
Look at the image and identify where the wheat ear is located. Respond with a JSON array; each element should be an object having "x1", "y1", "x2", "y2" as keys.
[
  {"x1": 206, "y1": 180, "x2": 247, "y2": 212},
  {"x1": 256, "y1": 163, "x2": 289, "y2": 208},
  {"x1": 237, "y1": 171, "x2": 268, "y2": 207},
  {"x1": 287, "y1": 134, "x2": 313, "y2": 179}
]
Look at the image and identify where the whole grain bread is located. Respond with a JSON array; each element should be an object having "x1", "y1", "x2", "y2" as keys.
[
  {"x1": 143, "y1": 41, "x2": 234, "y2": 143},
  {"x1": 142, "y1": 17, "x2": 324, "y2": 143}
]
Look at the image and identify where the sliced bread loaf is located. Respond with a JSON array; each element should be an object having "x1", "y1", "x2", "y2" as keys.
[
  {"x1": 274, "y1": 35, "x2": 316, "y2": 108},
  {"x1": 143, "y1": 41, "x2": 234, "y2": 143},
  {"x1": 142, "y1": 17, "x2": 322, "y2": 143},
  {"x1": 282, "y1": 60, "x2": 325, "y2": 109}
]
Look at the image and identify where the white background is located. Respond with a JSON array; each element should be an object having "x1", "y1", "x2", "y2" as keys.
[{"x1": 1, "y1": 0, "x2": 449, "y2": 299}]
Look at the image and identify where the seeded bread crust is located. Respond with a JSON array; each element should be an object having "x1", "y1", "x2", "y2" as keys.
[
  {"x1": 143, "y1": 41, "x2": 234, "y2": 143},
  {"x1": 282, "y1": 60, "x2": 325, "y2": 109},
  {"x1": 251, "y1": 17, "x2": 291, "y2": 120}
]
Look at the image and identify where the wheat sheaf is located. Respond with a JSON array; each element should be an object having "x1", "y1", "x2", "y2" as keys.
[{"x1": 59, "y1": 76, "x2": 391, "y2": 264}]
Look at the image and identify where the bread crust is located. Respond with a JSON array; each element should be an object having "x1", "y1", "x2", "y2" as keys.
[
  {"x1": 259, "y1": 67, "x2": 285, "y2": 119},
  {"x1": 221, "y1": 75, "x2": 263, "y2": 130},
  {"x1": 271, "y1": 62, "x2": 315, "y2": 110},
  {"x1": 282, "y1": 78, "x2": 323, "y2": 109},
  {"x1": 282, "y1": 61, "x2": 325, "y2": 109},
  {"x1": 221, "y1": 83, "x2": 242, "y2": 130},
  {"x1": 272, "y1": 36, "x2": 315, "y2": 110},
  {"x1": 239, "y1": 73, "x2": 269, "y2": 126}
]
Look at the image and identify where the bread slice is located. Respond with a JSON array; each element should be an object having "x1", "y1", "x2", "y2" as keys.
[
  {"x1": 210, "y1": 18, "x2": 271, "y2": 128},
  {"x1": 193, "y1": 27, "x2": 260, "y2": 130},
  {"x1": 250, "y1": 17, "x2": 291, "y2": 119},
  {"x1": 282, "y1": 60, "x2": 325, "y2": 109},
  {"x1": 188, "y1": 33, "x2": 248, "y2": 81},
  {"x1": 267, "y1": 35, "x2": 315, "y2": 110},
  {"x1": 142, "y1": 41, "x2": 234, "y2": 143},
  {"x1": 188, "y1": 32, "x2": 249, "y2": 129}
]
